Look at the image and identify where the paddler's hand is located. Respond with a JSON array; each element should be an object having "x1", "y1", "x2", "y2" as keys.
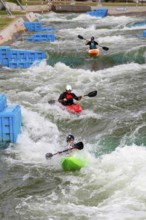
[{"x1": 78, "y1": 96, "x2": 82, "y2": 100}]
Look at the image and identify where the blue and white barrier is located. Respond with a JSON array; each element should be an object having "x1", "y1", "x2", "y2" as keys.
[
  {"x1": 0, "y1": 95, "x2": 22, "y2": 144},
  {"x1": 86, "y1": 8, "x2": 108, "y2": 18},
  {"x1": 0, "y1": 46, "x2": 47, "y2": 68},
  {"x1": 26, "y1": 33, "x2": 55, "y2": 42},
  {"x1": 24, "y1": 22, "x2": 55, "y2": 32}
]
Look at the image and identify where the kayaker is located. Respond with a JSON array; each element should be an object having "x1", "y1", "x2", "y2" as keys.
[
  {"x1": 45, "y1": 135, "x2": 84, "y2": 159},
  {"x1": 86, "y1": 36, "x2": 98, "y2": 49},
  {"x1": 58, "y1": 85, "x2": 82, "y2": 106},
  {"x1": 66, "y1": 134, "x2": 84, "y2": 154},
  {"x1": 66, "y1": 134, "x2": 75, "y2": 147}
]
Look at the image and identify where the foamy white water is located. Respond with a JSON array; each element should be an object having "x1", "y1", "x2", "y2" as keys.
[{"x1": 1, "y1": 11, "x2": 146, "y2": 220}]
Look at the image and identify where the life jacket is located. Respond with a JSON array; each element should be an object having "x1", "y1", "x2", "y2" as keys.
[
  {"x1": 90, "y1": 42, "x2": 96, "y2": 49},
  {"x1": 66, "y1": 93, "x2": 73, "y2": 99}
]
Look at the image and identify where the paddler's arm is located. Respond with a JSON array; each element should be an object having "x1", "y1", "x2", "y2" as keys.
[
  {"x1": 72, "y1": 93, "x2": 82, "y2": 101},
  {"x1": 85, "y1": 40, "x2": 90, "y2": 45},
  {"x1": 95, "y1": 41, "x2": 98, "y2": 47},
  {"x1": 78, "y1": 96, "x2": 82, "y2": 100},
  {"x1": 58, "y1": 93, "x2": 67, "y2": 105}
]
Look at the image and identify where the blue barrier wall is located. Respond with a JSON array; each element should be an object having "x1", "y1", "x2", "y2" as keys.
[
  {"x1": 26, "y1": 33, "x2": 55, "y2": 42},
  {"x1": 86, "y1": 8, "x2": 108, "y2": 18},
  {"x1": 0, "y1": 94, "x2": 22, "y2": 144},
  {"x1": 24, "y1": 22, "x2": 55, "y2": 32},
  {"x1": 0, "y1": 105, "x2": 21, "y2": 143},
  {"x1": 0, "y1": 94, "x2": 7, "y2": 112},
  {"x1": 0, "y1": 46, "x2": 47, "y2": 69},
  {"x1": 143, "y1": 30, "x2": 146, "y2": 37}
]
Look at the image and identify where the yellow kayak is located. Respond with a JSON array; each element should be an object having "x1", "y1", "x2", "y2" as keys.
[{"x1": 88, "y1": 48, "x2": 100, "y2": 57}]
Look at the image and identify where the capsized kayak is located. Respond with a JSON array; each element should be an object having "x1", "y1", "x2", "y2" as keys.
[
  {"x1": 88, "y1": 48, "x2": 100, "y2": 57},
  {"x1": 66, "y1": 104, "x2": 82, "y2": 113},
  {"x1": 61, "y1": 156, "x2": 86, "y2": 171}
]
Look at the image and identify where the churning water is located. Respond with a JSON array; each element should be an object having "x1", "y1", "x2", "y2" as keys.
[{"x1": 1, "y1": 11, "x2": 146, "y2": 220}]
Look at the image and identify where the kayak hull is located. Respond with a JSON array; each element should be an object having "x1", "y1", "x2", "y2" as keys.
[
  {"x1": 66, "y1": 104, "x2": 82, "y2": 113},
  {"x1": 88, "y1": 49, "x2": 100, "y2": 57},
  {"x1": 61, "y1": 156, "x2": 86, "y2": 171}
]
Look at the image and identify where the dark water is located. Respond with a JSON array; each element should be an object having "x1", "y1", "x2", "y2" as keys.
[{"x1": 1, "y1": 12, "x2": 146, "y2": 220}]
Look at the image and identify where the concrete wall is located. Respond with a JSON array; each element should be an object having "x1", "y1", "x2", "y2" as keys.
[
  {"x1": 51, "y1": 4, "x2": 91, "y2": 12},
  {"x1": 0, "y1": 12, "x2": 38, "y2": 45}
]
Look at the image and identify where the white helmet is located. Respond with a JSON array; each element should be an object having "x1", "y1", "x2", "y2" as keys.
[{"x1": 66, "y1": 84, "x2": 72, "y2": 91}]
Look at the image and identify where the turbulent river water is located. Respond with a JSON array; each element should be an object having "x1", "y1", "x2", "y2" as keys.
[{"x1": 1, "y1": 11, "x2": 146, "y2": 220}]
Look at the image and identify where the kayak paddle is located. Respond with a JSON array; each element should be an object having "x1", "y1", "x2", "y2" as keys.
[
  {"x1": 78, "y1": 34, "x2": 109, "y2": 51},
  {"x1": 48, "y1": 100, "x2": 56, "y2": 104},
  {"x1": 84, "y1": 90, "x2": 97, "y2": 97},
  {"x1": 45, "y1": 142, "x2": 84, "y2": 159},
  {"x1": 48, "y1": 90, "x2": 97, "y2": 104}
]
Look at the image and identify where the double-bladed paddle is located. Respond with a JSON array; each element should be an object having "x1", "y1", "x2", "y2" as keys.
[
  {"x1": 84, "y1": 90, "x2": 97, "y2": 97},
  {"x1": 78, "y1": 34, "x2": 109, "y2": 51},
  {"x1": 48, "y1": 90, "x2": 97, "y2": 104},
  {"x1": 45, "y1": 142, "x2": 84, "y2": 159}
]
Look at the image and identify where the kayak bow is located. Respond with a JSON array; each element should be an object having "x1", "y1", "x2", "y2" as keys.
[
  {"x1": 61, "y1": 156, "x2": 86, "y2": 171},
  {"x1": 88, "y1": 48, "x2": 100, "y2": 57},
  {"x1": 66, "y1": 104, "x2": 82, "y2": 113}
]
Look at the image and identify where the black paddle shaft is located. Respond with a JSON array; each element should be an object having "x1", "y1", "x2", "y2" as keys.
[{"x1": 45, "y1": 142, "x2": 84, "y2": 159}]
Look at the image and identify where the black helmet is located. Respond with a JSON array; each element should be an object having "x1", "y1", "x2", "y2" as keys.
[
  {"x1": 91, "y1": 36, "x2": 94, "y2": 40},
  {"x1": 66, "y1": 134, "x2": 74, "y2": 142}
]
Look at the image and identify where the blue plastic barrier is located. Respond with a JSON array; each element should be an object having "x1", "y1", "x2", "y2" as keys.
[
  {"x1": 10, "y1": 49, "x2": 46, "y2": 61},
  {"x1": 26, "y1": 33, "x2": 55, "y2": 42},
  {"x1": 0, "y1": 58, "x2": 10, "y2": 66},
  {"x1": 24, "y1": 22, "x2": 55, "y2": 32},
  {"x1": 86, "y1": 8, "x2": 108, "y2": 18},
  {"x1": 0, "y1": 46, "x2": 47, "y2": 68},
  {"x1": 143, "y1": 30, "x2": 146, "y2": 37},
  {"x1": 8, "y1": 61, "x2": 33, "y2": 69},
  {"x1": 0, "y1": 94, "x2": 7, "y2": 112},
  {"x1": 0, "y1": 105, "x2": 21, "y2": 143},
  {"x1": 136, "y1": 30, "x2": 146, "y2": 38},
  {"x1": 0, "y1": 46, "x2": 11, "y2": 59}
]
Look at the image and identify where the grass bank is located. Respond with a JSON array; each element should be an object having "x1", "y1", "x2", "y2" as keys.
[
  {"x1": 0, "y1": 1, "x2": 145, "y2": 31},
  {"x1": 0, "y1": 11, "x2": 26, "y2": 30}
]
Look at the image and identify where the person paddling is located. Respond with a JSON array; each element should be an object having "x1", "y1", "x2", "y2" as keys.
[
  {"x1": 66, "y1": 134, "x2": 75, "y2": 147},
  {"x1": 86, "y1": 36, "x2": 98, "y2": 49},
  {"x1": 45, "y1": 135, "x2": 84, "y2": 159},
  {"x1": 58, "y1": 85, "x2": 82, "y2": 106},
  {"x1": 65, "y1": 134, "x2": 84, "y2": 154}
]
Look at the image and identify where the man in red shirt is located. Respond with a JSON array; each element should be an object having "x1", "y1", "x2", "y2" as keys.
[{"x1": 58, "y1": 85, "x2": 82, "y2": 106}]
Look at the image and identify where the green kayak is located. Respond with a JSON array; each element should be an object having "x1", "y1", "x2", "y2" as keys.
[{"x1": 61, "y1": 156, "x2": 86, "y2": 171}]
